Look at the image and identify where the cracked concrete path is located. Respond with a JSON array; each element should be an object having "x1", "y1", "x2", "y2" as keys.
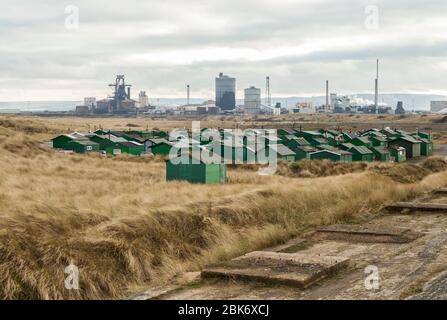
[{"x1": 131, "y1": 193, "x2": 447, "y2": 300}]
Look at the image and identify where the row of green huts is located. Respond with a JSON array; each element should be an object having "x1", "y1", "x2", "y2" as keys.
[
  {"x1": 51, "y1": 129, "x2": 170, "y2": 156},
  {"x1": 276, "y1": 127, "x2": 433, "y2": 163},
  {"x1": 50, "y1": 127, "x2": 433, "y2": 184}
]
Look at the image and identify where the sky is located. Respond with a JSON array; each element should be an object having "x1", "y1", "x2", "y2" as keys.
[{"x1": 1, "y1": 0, "x2": 447, "y2": 101}]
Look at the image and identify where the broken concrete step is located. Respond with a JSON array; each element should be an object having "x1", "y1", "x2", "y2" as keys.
[
  {"x1": 314, "y1": 224, "x2": 421, "y2": 243},
  {"x1": 201, "y1": 251, "x2": 349, "y2": 289},
  {"x1": 130, "y1": 284, "x2": 180, "y2": 300},
  {"x1": 129, "y1": 272, "x2": 201, "y2": 300},
  {"x1": 263, "y1": 238, "x2": 314, "y2": 253},
  {"x1": 407, "y1": 270, "x2": 447, "y2": 300},
  {"x1": 386, "y1": 202, "x2": 447, "y2": 213},
  {"x1": 433, "y1": 188, "x2": 447, "y2": 195}
]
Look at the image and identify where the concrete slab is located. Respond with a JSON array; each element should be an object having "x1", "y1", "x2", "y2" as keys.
[
  {"x1": 434, "y1": 188, "x2": 447, "y2": 195},
  {"x1": 313, "y1": 224, "x2": 421, "y2": 243},
  {"x1": 201, "y1": 251, "x2": 349, "y2": 289},
  {"x1": 129, "y1": 272, "x2": 201, "y2": 300},
  {"x1": 160, "y1": 213, "x2": 447, "y2": 300},
  {"x1": 408, "y1": 270, "x2": 447, "y2": 300},
  {"x1": 386, "y1": 202, "x2": 447, "y2": 213},
  {"x1": 263, "y1": 238, "x2": 315, "y2": 253},
  {"x1": 130, "y1": 284, "x2": 180, "y2": 300}
]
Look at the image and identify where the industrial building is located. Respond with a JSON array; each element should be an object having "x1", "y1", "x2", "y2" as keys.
[
  {"x1": 244, "y1": 86, "x2": 261, "y2": 115},
  {"x1": 395, "y1": 101, "x2": 406, "y2": 115},
  {"x1": 75, "y1": 105, "x2": 89, "y2": 115},
  {"x1": 430, "y1": 101, "x2": 447, "y2": 113},
  {"x1": 138, "y1": 91, "x2": 149, "y2": 108},
  {"x1": 73, "y1": 97, "x2": 97, "y2": 115},
  {"x1": 175, "y1": 101, "x2": 219, "y2": 116},
  {"x1": 94, "y1": 75, "x2": 137, "y2": 114},
  {"x1": 72, "y1": 58, "x2": 401, "y2": 117},
  {"x1": 215, "y1": 73, "x2": 236, "y2": 110},
  {"x1": 294, "y1": 102, "x2": 316, "y2": 114},
  {"x1": 332, "y1": 95, "x2": 351, "y2": 113},
  {"x1": 260, "y1": 103, "x2": 281, "y2": 115},
  {"x1": 84, "y1": 97, "x2": 96, "y2": 109}
]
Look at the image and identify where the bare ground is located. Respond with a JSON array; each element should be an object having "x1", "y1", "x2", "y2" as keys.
[{"x1": 155, "y1": 193, "x2": 447, "y2": 300}]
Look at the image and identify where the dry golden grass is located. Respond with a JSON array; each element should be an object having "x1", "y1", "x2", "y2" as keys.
[
  {"x1": 0, "y1": 115, "x2": 447, "y2": 299},
  {"x1": 277, "y1": 160, "x2": 368, "y2": 178},
  {"x1": 5, "y1": 113, "x2": 447, "y2": 133}
]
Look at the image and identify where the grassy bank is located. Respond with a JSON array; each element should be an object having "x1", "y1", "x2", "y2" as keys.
[{"x1": 0, "y1": 116, "x2": 447, "y2": 299}]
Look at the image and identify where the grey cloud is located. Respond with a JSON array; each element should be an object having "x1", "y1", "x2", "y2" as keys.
[{"x1": 1, "y1": 0, "x2": 447, "y2": 99}]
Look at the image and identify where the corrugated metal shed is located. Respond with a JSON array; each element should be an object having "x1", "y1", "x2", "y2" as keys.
[
  {"x1": 166, "y1": 155, "x2": 227, "y2": 184},
  {"x1": 309, "y1": 150, "x2": 352, "y2": 162},
  {"x1": 349, "y1": 146, "x2": 374, "y2": 162}
]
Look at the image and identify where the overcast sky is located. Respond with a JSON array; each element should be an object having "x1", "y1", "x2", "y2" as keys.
[{"x1": 1, "y1": 0, "x2": 447, "y2": 101}]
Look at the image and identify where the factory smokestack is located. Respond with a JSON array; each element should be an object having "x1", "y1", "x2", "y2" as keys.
[
  {"x1": 265, "y1": 76, "x2": 271, "y2": 107},
  {"x1": 187, "y1": 85, "x2": 190, "y2": 106},
  {"x1": 374, "y1": 59, "x2": 379, "y2": 114},
  {"x1": 326, "y1": 80, "x2": 329, "y2": 110}
]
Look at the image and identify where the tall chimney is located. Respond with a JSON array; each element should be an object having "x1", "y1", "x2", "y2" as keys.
[
  {"x1": 127, "y1": 87, "x2": 131, "y2": 99},
  {"x1": 187, "y1": 85, "x2": 190, "y2": 105},
  {"x1": 326, "y1": 80, "x2": 329, "y2": 109},
  {"x1": 374, "y1": 59, "x2": 379, "y2": 114},
  {"x1": 266, "y1": 76, "x2": 271, "y2": 107}
]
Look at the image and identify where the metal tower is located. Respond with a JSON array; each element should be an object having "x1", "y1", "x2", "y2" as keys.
[{"x1": 109, "y1": 75, "x2": 132, "y2": 111}]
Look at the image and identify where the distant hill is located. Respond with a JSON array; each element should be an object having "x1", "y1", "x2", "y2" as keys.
[
  {"x1": 0, "y1": 101, "x2": 82, "y2": 112},
  {"x1": 1, "y1": 93, "x2": 447, "y2": 112}
]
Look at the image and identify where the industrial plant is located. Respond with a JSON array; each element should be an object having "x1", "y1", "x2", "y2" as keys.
[
  {"x1": 215, "y1": 73, "x2": 236, "y2": 111},
  {"x1": 71, "y1": 60, "x2": 447, "y2": 117}
]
